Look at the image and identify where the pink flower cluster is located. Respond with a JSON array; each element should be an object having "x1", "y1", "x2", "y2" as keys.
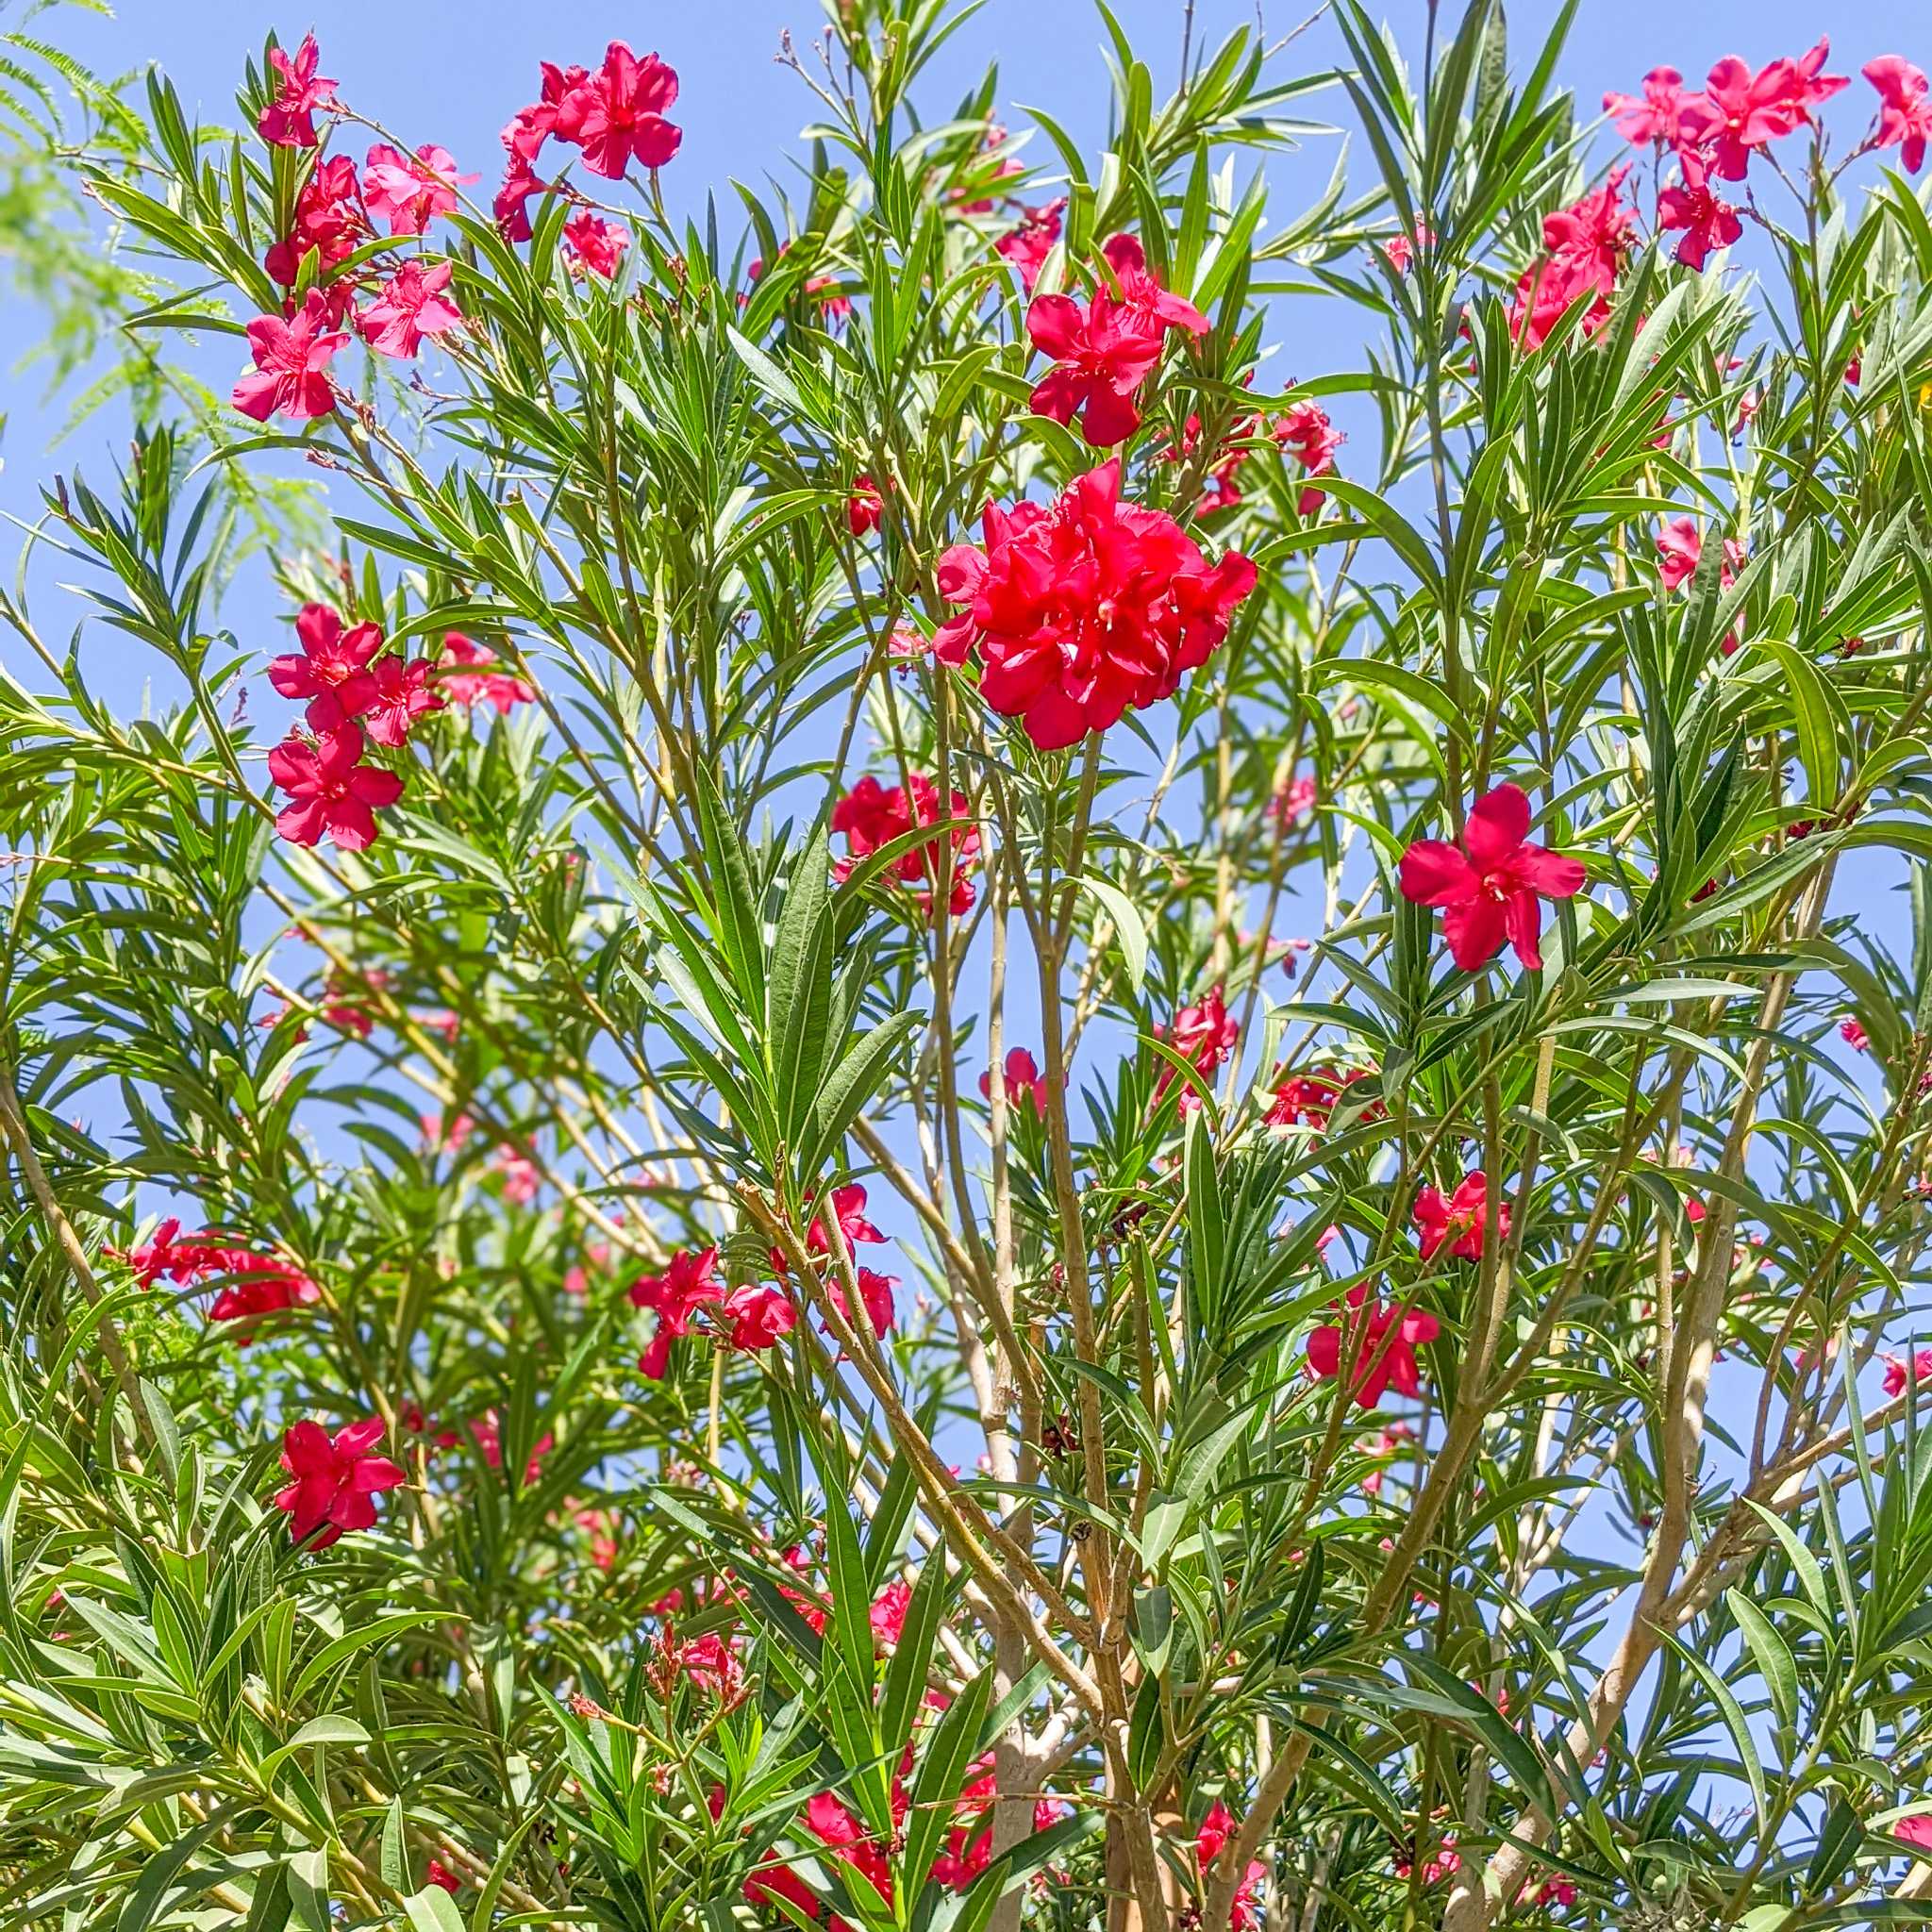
[
  {"x1": 831, "y1": 773, "x2": 981, "y2": 916},
  {"x1": 935, "y1": 458, "x2": 1257, "y2": 750}
]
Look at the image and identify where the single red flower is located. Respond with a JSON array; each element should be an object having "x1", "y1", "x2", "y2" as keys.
[
  {"x1": 425, "y1": 1860, "x2": 460, "y2": 1894},
  {"x1": 562, "y1": 210, "x2": 629, "y2": 278},
  {"x1": 1198, "y1": 1801, "x2": 1238, "y2": 1866},
  {"x1": 358, "y1": 261, "x2": 464, "y2": 360},
  {"x1": 271, "y1": 1417, "x2": 406, "y2": 1547},
  {"x1": 1884, "y1": 1352, "x2": 1932, "y2": 1399},
  {"x1": 831, "y1": 774, "x2": 979, "y2": 914},
  {"x1": 232, "y1": 290, "x2": 345, "y2": 423},
  {"x1": 208, "y1": 1256, "x2": 322, "y2": 1331},
  {"x1": 1266, "y1": 1068, "x2": 1378, "y2": 1131},
  {"x1": 845, "y1": 475, "x2": 885, "y2": 536},
  {"x1": 258, "y1": 34, "x2": 337, "y2": 149},
  {"x1": 493, "y1": 155, "x2": 549, "y2": 242},
  {"x1": 106, "y1": 1217, "x2": 185, "y2": 1289},
  {"x1": 264, "y1": 155, "x2": 367, "y2": 285},
  {"x1": 361, "y1": 143, "x2": 475, "y2": 236},
  {"x1": 1866, "y1": 57, "x2": 1932, "y2": 173},
  {"x1": 1307, "y1": 1284, "x2": 1441, "y2": 1407},
  {"x1": 934, "y1": 458, "x2": 1257, "y2": 749},
  {"x1": 828, "y1": 1266, "x2": 898, "y2": 1339},
  {"x1": 357, "y1": 656, "x2": 446, "y2": 748},
  {"x1": 631, "y1": 1246, "x2": 724, "y2": 1379},
  {"x1": 1159, "y1": 986, "x2": 1239, "y2": 1108},
  {"x1": 1274, "y1": 399, "x2": 1343, "y2": 513},
  {"x1": 996, "y1": 197, "x2": 1065, "y2": 291},
  {"x1": 722, "y1": 1283, "x2": 796, "y2": 1352},
  {"x1": 552, "y1": 43, "x2": 682, "y2": 179},
  {"x1": 979, "y1": 1045, "x2": 1049, "y2": 1115},
  {"x1": 267, "y1": 724, "x2": 405, "y2": 851},
  {"x1": 1657, "y1": 153, "x2": 1741, "y2": 270},
  {"x1": 439, "y1": 634, "x2": 535, "y2": 710},
  {"x1": 502, "y1": 61, "x2": 588, "y2": 164},
  {"x1": 1603, "y1": 67, "x2": 1687, "y2": 144},
  {"x1": 1655, "y1": 516, "x2": 1745, "y2": 593},
  {"x1": 268, "y1": 603, "x2": 385, "y2": 730},
  {"x1": 1398, "y1": 783, "x2": 1586, "y2": 973},
  {"x1": 1414, "y1": 1171, "x2": 1508, "y2": 1261},
  {"x1": 1026, "y1": 282, "x2": 1169, "y2": 447},
  {"x1": 1840, "y1": 1019, "x2": 1870, "y2": 1053},
  {"x1": 869, "y1": 1578, "x2": 912, "y2": 1646}
]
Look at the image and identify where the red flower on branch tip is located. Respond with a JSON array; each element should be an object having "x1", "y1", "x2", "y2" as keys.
[
  {"x1": 1414, "y1": 1171, "x2": 1508, "y2": 1262},
  {"x1": 980, "y1": 1045, "x2": 1049, "y2": 1115},
  {"x1": 268, "y1": 603, "x2": 383, "y2": 729},
  {"x1": 272, "y1": 1417, "x2": 405, "y2": 1547},
  {"x1": 722, "y1": 1283, "x2": 795, "y2": 1352},
  {"x1": 562, "y1": 210, "x2": 629, "y2": 278},
  {"x1": 439, "y1": 634, "x2": 535, "y2": 710},
  {"x1": 1676, "y1": 41, "x2": 1846, "y2": 181},
  {"x1": 1867, "y1": 58, "x2": 1932, "y2": 174},
  {"x1": 630, "y1": 1245, "x2": 723, "y2": 1379},
  {"x1": 845, "y1": 475, "x2": 885, "y2": 536},
  {"x1": 551, "y1": 42, "x2": 682, "y2": 178},
  {"x1": 361, "y1": 143, "x2": 475, "y2": 237},
  {"x1": 264, "y1": 155, "x2": 366, "y2": 285},
  {"x1": 996, "y1": 197, "x2": 1065, "y2": 291},
  {"x1": 831, "y1": 774, "x2": 979, "y2": 916},
  {"x1": 1883, "y1": 1350, "x2": 1932, "y2": 1399},
  {"x1": 258, "y1": 34, "x2": 337, "y2": 149},
  {"x1": 934, "y1": 458, "x2": 1257, "y2": 750},
  {"x1": 358, "y1": 261, "x2": 464, "y2": 360},
  {"x1": 1024, "y1": 233, "x2": 1207, "y2": 447},
  {"x1": 425, "y1": 1860, "x2": 460, "y2": 1895},
  {"x1": 1398, "y1": 783, "x2": 1586, "y2": 973},
  {"x1": 233, "y1": 289, "x2": 345, "y2": 423},
  {"x1": 1657, "y1": 151, "x2": 1741, "y2": 271},
  {"x1": 1158, "y1": 986, "x2": 1239, "y2": 1113},
  {"x1": 1504, "y1": 170, "x2": 1634, "y2": 351},
  {"x1": 1307, "y1": 1285, "x2": 1441, "y2": 1407},
  {"x1": 1603, "y1": 67, "x2": 1686, "y2": 145},
  {"x1": 267, "y1": 724, "x2": 405, "y2": 852},
  {"x1": 1274, "y1": 398, "x2": 1343, "y2": 512}
]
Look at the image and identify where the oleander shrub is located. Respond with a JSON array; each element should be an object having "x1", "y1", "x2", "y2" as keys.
[{"x1": 7, "y1": 5, "x2": 1932, "y2": 1930}]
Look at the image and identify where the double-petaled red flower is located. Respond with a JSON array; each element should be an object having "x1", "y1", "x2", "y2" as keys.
[
  {"x1": 1398, "y1": 783, "x2": 1586, "y2": 973},
  {"x1": 551, "y1": 42, "x2": 682, "y2": 178},
  {"x1": 1414, "y1": 1171, "x2": 1508, "y2": 1261},
  {"x1": 1307, "y1": 1285, "x2": 1441, "y2": 1407},
  {"x1": 258, "y1": 34, "x2": 337, "y2": 149},
  {"x1": 272, "y1": 1417, "x2": 406, "y2": 1547},
  {"x1": 267, "y1": 724, "x2": 406, "y2": 851},
  {"x1": 831, "y1": 774, "x2": 979, "y2": 914},
  {"x1": 233, "y1": 290, "x2": 345, "y2": 423},
  {"x1": 934, "y1": 459, "x2": 1257, "y2": 749},
  {"x1": 630, "y1": 1245, "x2": 724, "y2": 1379}
]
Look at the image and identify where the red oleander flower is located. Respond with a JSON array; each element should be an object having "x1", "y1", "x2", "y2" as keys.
[
  {"x1": 1158, "y1": 986, "x2": 1239, "y2": 1107},
  {"x1": 979, "y1": 1045, "x2": 1049, "y2": 1115},
  {"x1": 1398, "y1": 783, "x2": 1586, "y2": 973},
  {"x1": 425, "y1": 1860, "x2": 459, "y2": 1894},
  {"x1": 267, "y1": 725, "x2": 405, "y2": 851},
  {"x1": 358, "y1": 261, "x2": 464, "y2": 359},
  {"x1": 1274, "y1": 399, "x2": 1343, "y2": 513},
  {"x1": 1677, "y1": 42, "x2": 1845, "y2": 180},
  {"x1": 831, "y1": 774, "x2": 980, "y2": 915},
  {"x1": 868, "y1": 1578, "x2": 911, "y2": 1645},
  {"x1": 1414, "y1": 1171, "x2": 1508, "y2": 1261},
  {"x1": 268, "y1": 603, "x2": 385, "y2": 731},
  {"x1": 722, "y1": 1283, "x2": 796, "y2": 1352},
  {"x1": 845, "y1": 475, "x2": 885, "y2": 536},
  {"x1": 551, "y1": 42, "x2": 682, "y2": 178},
  {"x1": 232, "y1": 290, "x2": 345, "y2": 423},
  {"x1": 272, "y1": 1417, "x2": 406, "y2": 1547},
  {"x1": 1603, "y1": 67, "x2": 1686, "y2": 144},
  {"x1": 264, "y1": 155, "x2": 367, "y2": 285},
  {"x1": 258, "y1": 34, "x2": 337, "y2": 149},
  {"x1": 493, "y1": 155, "x2": 548, "y2": 242},
  {"x1": 356, "y1": 656, "x2": 445, "y2": 747},
  {"x1": 1866, "y1": 57, "x2": 1932, "y2": 173},
  {"x1": 996, "y1": 197, "x2": 1065, "y2": 291},
  {"x1": 631, "y1": 1246, "x2": 724, "y2": 1379},
  {"x1": 562, "y1": 210, "x2": 629, "y2": 278},
  {"x1": 361, "y1": 143, "x2": 474, "y2": 236},
  {"x1": 439, "y1": 634, "x2": 535, "y2": 710},
  {"x1": 1840, "y1": 1019, "x2": 1870, "y2": 1053},
  {"x1": 1307, "y1": 1285, "x2": 1441, "y2": 1407},
  {"x1": 828, "y1": 1266, "x2": 898, "y2": 1339},
  {"x1": 1655, "y1": 516, "x2": 1745, "y2": 593},
  {"x1": 1657, "y1": 152, "x2": 1741, "y2": 270},
  {"x1": 1882, "y1": 1350, "x2": 1932, "y2": 1398},
  {"x1": 1267, "y1": 1068, "x2": 1378, "y2": 1130},
  {"x1": 208, "y1": 1256, "x2": 322, "y2": 1333},
  {"x1": 1505, "y1": 169, "x2": 1635, "y2": 349},
  {"x1": 1895, "y1": 1815, "x2": 1932, "y2": 1852},
  {"x1": 934, "y1": 458, "x2": 1257, "y2": 749}
]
